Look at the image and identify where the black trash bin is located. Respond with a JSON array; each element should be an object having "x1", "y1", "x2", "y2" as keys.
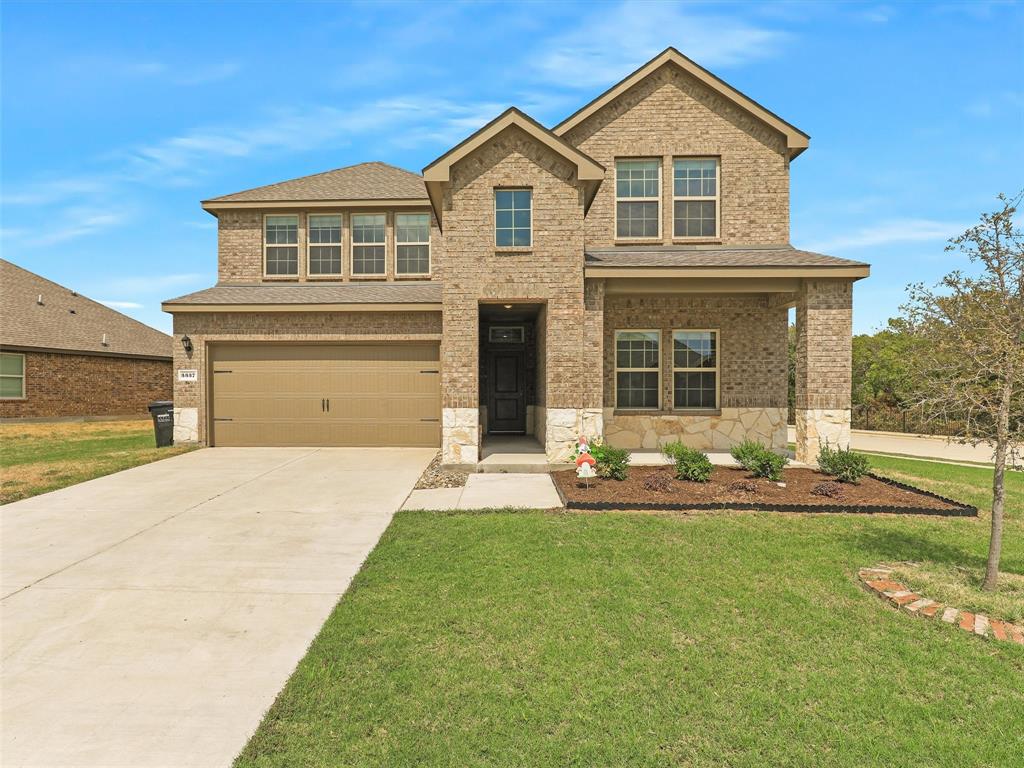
[{"x1": 148, "y1": 401, "x2": 174, "y2": 447}]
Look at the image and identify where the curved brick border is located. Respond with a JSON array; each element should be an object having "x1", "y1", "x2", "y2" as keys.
[{"x1": 859, "y1": 566, "x2": 1024, "y2": 645}]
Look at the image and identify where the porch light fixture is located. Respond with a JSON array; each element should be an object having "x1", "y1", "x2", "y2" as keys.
[
  {"x1": 503, "y1": 304, "x2": 513, "y2": 309},
  {"x1": 181, "y1": 335, "x2": 193, "y2": 354}
]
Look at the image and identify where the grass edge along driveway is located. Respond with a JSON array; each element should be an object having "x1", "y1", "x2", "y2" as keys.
[{"x1": 236, "y1": 456, "x2": 1023, "y2": 768}]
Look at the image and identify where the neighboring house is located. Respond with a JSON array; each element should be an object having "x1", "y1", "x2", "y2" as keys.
[
  {"x1": 0, "y1": 259, "x2": 172, "y2": 420},
  {"x1": 162, "y1": 48, "x2": 868, "y2": 464}
]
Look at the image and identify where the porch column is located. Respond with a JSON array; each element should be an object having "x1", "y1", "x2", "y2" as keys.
[
  {"x1": 794, "y1": 279, "x2": 853, "y2": 464},
  {"x1": 441, "y1": 297, "x2": 479, "y2": 465}
]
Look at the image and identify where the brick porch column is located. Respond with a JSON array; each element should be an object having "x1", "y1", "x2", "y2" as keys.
[
  {"x1": 794, "y1": 279, "x2": 853, "y2": 464},
  {"x1": 440, "y1": 296, "x2": 479, "y2": 465}
]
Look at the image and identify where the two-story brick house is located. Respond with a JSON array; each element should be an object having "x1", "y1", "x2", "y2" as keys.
[{"x1": 163, "y1": 48, "x2": 868, "y2": 465}]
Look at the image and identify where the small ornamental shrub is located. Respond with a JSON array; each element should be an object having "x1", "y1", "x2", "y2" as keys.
[
  {"x1": 729, "y1": 440, "x2": 765, "y2": 469},
  {"x1": 728, "y1": 479, "x2": 758, "y2": 494},
  {"x1": 572, "y1": 438, "x2": 630, "y2": 481},
  {"x1": 663, "y1": 441, "x2": 714, "y2": 483},
  {"x1": 811, "y1": 481, "x2": 844, "y2": 498},
  {"x1": 643, "y1": 472, "x2": 674, "y2": 493},
  {"x1": 817, "y1": 443, "x2": 870, "y2": 483},
  {"x1": 731, "y1": 439, "x2": 789, "y2": 481}
]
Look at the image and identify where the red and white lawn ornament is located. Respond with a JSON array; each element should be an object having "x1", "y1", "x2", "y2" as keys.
[{"x1": 576, "y1": 436, "x2": 597, "y2": 488}]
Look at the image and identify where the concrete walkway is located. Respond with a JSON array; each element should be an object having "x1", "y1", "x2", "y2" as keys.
[
  {"x1": 1, "y1": 447, "x2": 434, "y2": 768},
  {"x1": 403, "y1": 472, "x2": 562, "y2": 510},
  {"x1": 787, "y1": 426, "x2": 996, "y2": 464}
]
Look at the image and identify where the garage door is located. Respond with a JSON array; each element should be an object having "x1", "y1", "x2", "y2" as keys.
[{"x1": 209, "y1": 343, "x2": 440, "y2": 447}]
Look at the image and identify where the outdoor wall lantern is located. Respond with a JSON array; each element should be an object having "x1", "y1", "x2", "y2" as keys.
[{"x1": 181, "y1": 334, "x2": 193, "y2": 354}]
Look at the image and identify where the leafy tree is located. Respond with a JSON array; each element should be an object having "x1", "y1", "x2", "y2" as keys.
[
  {"x1": 852, "y1": 321, "x2": 920, "y2": 408},
  {"x1": 901, "y1": 192, "x2": 1023, "y2": 591}
]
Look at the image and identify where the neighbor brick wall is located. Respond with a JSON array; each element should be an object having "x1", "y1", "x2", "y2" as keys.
[
  {"x1": 0, "y1": 350, "x2": 171, "y2": 419},
  {"x1": 795, "y1": 279, "x2": 853, "y2": 409},
  {"x1": 603, "y1": 293, "x2": 789, "y2": 410},
  {"x1": 440, "y1": 124, "x2": 599, "y2": 411},
  {"x1": 562, "y1": 62, "x2": 790, "y2": 247},
  {"x1": 216, "y1": 208, "x2": 440, "y2": 284},
  {"x1": 171, "y1": 310, "x2": 442, "y2": 442}
]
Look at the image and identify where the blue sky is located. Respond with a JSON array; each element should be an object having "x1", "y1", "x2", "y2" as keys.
[{"x1": 2, "y1": 1, "x2": 1022, "y2": 335}]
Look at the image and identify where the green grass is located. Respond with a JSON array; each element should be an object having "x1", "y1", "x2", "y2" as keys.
[
  {"x1": 0, "y1": 420, "x2": 195, "y2": 504},
  {"x1": 237, "y1": 455, "x2": 1023, "y2": 767}
]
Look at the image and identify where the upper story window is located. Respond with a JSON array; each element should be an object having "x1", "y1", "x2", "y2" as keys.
[
  {"x1": 494, "y1": 189, "x2": 532, "y2": 248},
  {"x1": 673, "y1": 158, "x2": 719, "y2": 238},
  {"x1": 351, "y1": 214, "x2": 386, "y2": 275},
  {"x1": 307, "y1": 214, "x2": 342, "y2": 276},
  {"x1": 0, "y1": 352, "x2": 25, "y2": 399},
  {"x1": 395, "y1": 213, "x2": 431, "y2": 275},
  {"x1": 615, "y1": 159, "x2": 660, "y2": 239},
  {"x1": 264, "y1": 215, "x2": 298, "y2": 276}
]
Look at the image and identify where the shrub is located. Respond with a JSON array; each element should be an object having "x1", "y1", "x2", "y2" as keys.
[
  {"x1": 730, "y1": 439, "x2": 789, "y2": 481},
  {"x1": 729, "y1": 440, "x2": 765, "y2": 469},
  {"x1": 643, "y1": 472, "x2": 673, "y2": 493},
  {"x1": 663, "y1": 441, "x2": 713, "y2": 483},
  {"x1": 817, "y1": 443, "x2": 870, "y2": 483},
  {"x1": 571, "y1": 438, "x2": 630, "y2": 481},
  {"x1": 728, "y1": 479, "x2": 758, "y2": 494},
  {"x1": 811, "y1": 481, "x2": 843, "y2": 498}
]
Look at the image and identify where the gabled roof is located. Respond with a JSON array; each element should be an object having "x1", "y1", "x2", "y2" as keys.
[
  {"x1": 202, "y1": 161, "x2": 429, "y2": 211},
  {"x1": 422, "y1": 108, "x2": 606, "y2": 228},
  {"x1": 553, "y1": 47, "x2": 810, "y2": 159},
  {"x1": 0, "y1": 259, "x2": 172, "y2": 359}
]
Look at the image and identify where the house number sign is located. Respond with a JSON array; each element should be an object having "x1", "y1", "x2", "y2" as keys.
[{"x1": 177, "y1": 369, "x2": 198, "y2": 382}]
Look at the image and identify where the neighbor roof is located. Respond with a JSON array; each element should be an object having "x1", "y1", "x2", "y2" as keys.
[
  {"x1": 0, "y1": 259, "x2": 172, "y2": 359},
  {"x1": 584, "y1": 246, "x2": 869, "y2": 278},
  {"x1": 162, "y1": 281, "x2": 443, "y2": 310},
  {"x1": 553, "y1": 47, "x2": 810, "y2": 159},
  {"x1": 202, "y1": 161, "x2": 429, "y2": 209}
]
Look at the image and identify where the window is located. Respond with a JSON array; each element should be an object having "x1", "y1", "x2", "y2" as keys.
[
  {"x1": 351, "y1": 213, "x2": 386, "y2": 275},
  {"x1": 307, "y1": 214, "x2": 342, "y2": 276},
  {"x1": 264, "y1": 215, "x2": 298, "y2": 275},
  {"x1": 488, "y1": 326, "x2": 524, "y2": 344},
  {"x1": 0, "y1": 352, "x2": 25, "y2": 399},
  {"x1": 494, "y1": 189, "x2": 532, "y2": 247},
  {"x1": 395, "y1": 213, "x2": 430, "y2": 275},
  {"x1": 673, "y1": 330, "x2": 718, "y2": 409},
  {"x1": 616, "y1": 159, "x2": 660, "y2": 239},
  {"x1": 615, "y1": 330, "x2": 660, "y2": 409},
  {"x1": 673, "y1": 158, "x2": 719, "y2": 238}
]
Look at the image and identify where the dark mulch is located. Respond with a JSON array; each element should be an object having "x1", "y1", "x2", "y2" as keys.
[{"x1": 552, "y1": 465, "x2": 972, "y2": 514}]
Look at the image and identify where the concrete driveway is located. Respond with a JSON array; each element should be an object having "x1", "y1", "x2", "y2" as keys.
[{"x1": 1, "y1": 447, "x2": 434, "y2": 768}]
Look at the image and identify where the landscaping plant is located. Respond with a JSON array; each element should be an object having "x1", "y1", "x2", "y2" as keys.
[
  {"x1": 662, "y1": 441, "x2": 713, "y2": 482},
  {"x1": 642, "y1": 472, "x2": 673, "y2": 493},
  {"x1": 730, "y1": 440, "x2": 789, "y2": 482},
  {"x1": 817, "y1": 443, "x2": 871, "y2": 483},
  {"x1": 729, "y1": 439, "x2": 765, "y2": 469},
  {"x1": 571, "y1": 439, "x2": 630, "y2": 480},
  {"x1": 811, "y1": 480, "x2": 844, "y2": 498}
]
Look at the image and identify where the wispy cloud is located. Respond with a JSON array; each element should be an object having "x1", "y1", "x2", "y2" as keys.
[
  {"x1": 859, "y1": 5, "x2": 895, "y2": 23},
  {"x1": 99, "y1": 300, "x2": 143, "y2": 309},
  {"x1": 59, "y1": 54, "x2": 242, "y2": 87},
  {"x1": 965, "y1": 90, "x2": 1024, "y2": 119},
  {"x1": 532, "y1": 2, "x2": 790, "y2": 89},
  {"x1": 804, "y1": 219, "x2": 966, "y2": 252},
  {"x1": 31, "y1": 208, "x2": 128, "y2": 246}
]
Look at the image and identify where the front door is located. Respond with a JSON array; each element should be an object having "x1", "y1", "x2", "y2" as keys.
[{"x1": 488, "y1": 350, "x2": 526, "y2": 433}]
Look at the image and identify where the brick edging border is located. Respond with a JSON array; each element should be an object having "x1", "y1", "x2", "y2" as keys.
[{"x1": 858, "y1": 566, "x2": 1024, "y2": 645}]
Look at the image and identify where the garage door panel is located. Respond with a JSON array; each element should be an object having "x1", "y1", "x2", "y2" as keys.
[{"x1": 210, "y1": 343, "x2": 440, "y2": 447}]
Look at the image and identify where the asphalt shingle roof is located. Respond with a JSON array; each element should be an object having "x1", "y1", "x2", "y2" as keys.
[
  {"x1": 204, "y1": 161, "x2": 428, "y2": 203},
  {"x1": 163, "y1": 281, "x2": 443, "y2": 306},
  {"x1": 0, "y1": 259, "x2": 172, "y2": 358},
  {"x1": 584, "y1": 245, "x2": 867, "y2": 268}
]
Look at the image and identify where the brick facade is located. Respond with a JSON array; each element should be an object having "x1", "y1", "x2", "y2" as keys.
[{"x1": 0, "y1": 350, "x2": 171, "y2": 419}]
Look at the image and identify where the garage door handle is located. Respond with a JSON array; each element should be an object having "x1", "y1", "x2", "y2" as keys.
[
  {"x1": 321, "y1": 398, "x2": 325, "y2": 412},
  {"x1": 213, "y1": 369, "x2": 232, "y2": 374},
  {"x1": 213, "y1": 417, "x2": 233, "y2": 422},
  {"x1": 326, "y1": 398, "x2": 330, "y2": 412},
  {"x1": 420, "y1": 418, "x2": 440, "y2": 422},
  {"x1": 420, "y1": 369, "x2": 439, "y2": 374}
]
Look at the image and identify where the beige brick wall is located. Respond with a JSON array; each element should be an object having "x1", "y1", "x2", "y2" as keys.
[
  {"x1": 562, "y1": 62, "x2": 790, "y2": 247},
  {"x1": 215, "y1": 207, "x2": 439, "y2": 284},
  {"x1": 603, "y1": 293, "x2": 788, "y2": 410},
  {"x1": 794, "y1": 279, "x2": 853, "y2": 410},
  {"x1": 170, "y1": 310, "x2": 441, "y2": 442}
]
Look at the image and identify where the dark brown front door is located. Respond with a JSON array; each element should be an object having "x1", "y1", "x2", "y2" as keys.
[{"x1": 489, "y1": 350, "x2": 526, "y2": 433}]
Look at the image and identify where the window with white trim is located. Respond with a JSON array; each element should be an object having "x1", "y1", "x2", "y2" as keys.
[
  {"x1": 395, "y1": 213, "x2": 430, "y2": 275},
  {"x1": 0, "y1": 352, "x2": 25, "y2": 399},
  {"x1": 494, "y1": 189, "x2": 532, "y2": 247},
  {"x1": 616, "y1": 159, "x2": 660, "y2": 239},
  {"x1": 673, "y1": 158, "x2": 719, "y2": 238},
  {"x1": 673, "y1": 330, "x2": 718, "y2": 409},
  {"x1": 615, "y1": 330, "x2": 660, "y2": 409},
  {"x1": 307, "y1": 214, "x2": 342, "y2": 276},
  {"x1": 264, "y1": 215, "x2": 298, "y2": 275},
  {"x1": 351, "y1": 213, "x2": 386, "y2": 275}
]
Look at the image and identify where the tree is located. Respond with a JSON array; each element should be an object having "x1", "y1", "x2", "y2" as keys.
[{"x1": 901, "y1": 192, "x2": 1023, "y2": 591}]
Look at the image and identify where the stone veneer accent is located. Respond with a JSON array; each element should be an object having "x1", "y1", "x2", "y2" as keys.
[
  {"x1": 795, "y1": 408, "x2": 850, "y2": 462},
  {"x1": 604, "y1": 406, "x2": 787, "y2": 451},
  {"x1": 545, "y1": 407, "x2": 603, "y2": 462},
  {"x1": 173, "y1": 406, "x2": 199, "y2": 443},
  {"x1": 442, "y1": 407, "x2": 479, "y2": 465}
]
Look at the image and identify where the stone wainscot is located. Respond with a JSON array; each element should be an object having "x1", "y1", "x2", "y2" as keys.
[{"x1": 602, "y1": 407, "x2": 788, "y2": 452}]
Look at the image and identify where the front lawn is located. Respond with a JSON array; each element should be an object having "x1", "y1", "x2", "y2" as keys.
[
  {"x1": 237, "y1": 456, "x2": 1023, "y2": 767},
  {"x1": 0, "y1": 419, "x2": 195, "y2": 504}
]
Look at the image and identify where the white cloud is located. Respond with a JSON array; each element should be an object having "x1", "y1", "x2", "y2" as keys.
[
  {"x1": 803, "y1": 219, "x2": 967, "y2": 252},
  {"x1": 859, "y1": 5, "x2": 895, "y2": 23},
  {"x1": 32, "y1": 209, "x2": 128, "y2": 246},
  {"x1": 532, "y1": 2, "x2": 790, "y2": 89},
  {"x1": 99, "y1": 300, "x2": 143, "y2": 309}
]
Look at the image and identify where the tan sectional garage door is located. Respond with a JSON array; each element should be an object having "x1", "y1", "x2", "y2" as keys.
[{"x1": 209, "y1": 343, "x2": 440, "y2": 447}]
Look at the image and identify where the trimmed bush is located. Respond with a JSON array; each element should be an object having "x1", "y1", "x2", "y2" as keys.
[
  {"x1": 730, "y1": 439, "x2": 788, "y2": 481},
  {"x1": 571, "y1": 438, "x2": 630, "y2": 481},
  {"x1": 817, "y1": 443, "x2": 870, "y2": 483},
  {"x1": 729, "y1": 440, "x2": 765, "y2": 469},
  {"x1": 663, "y1": 441, "x2": 713, "y2": 483}
]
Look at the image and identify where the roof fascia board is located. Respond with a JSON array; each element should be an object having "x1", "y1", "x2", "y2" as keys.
[
  {"x1": 0, "y1": 343, "x2": 171, "y2": 361},
  {"x1": 553, "y1": 48, "x2": 810, "y2": 157},
  {"x1": 162, "y1": 302, "x2": 443, "y2": 313},
  {"x1": 202, "y1": 198, "x2": 429, "y2": 212},
  {"x1": 584, "y1": 265, "x2": 869, "y2": 279}
]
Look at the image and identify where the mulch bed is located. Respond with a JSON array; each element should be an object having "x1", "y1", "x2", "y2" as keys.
[{"x1": 552, "y1": 466, "x2": 976, "y2": 516}]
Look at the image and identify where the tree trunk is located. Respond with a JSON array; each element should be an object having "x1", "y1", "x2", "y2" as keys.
[{"x1": 983, "y1": 381, "x2": 1012, "y2": 592}]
